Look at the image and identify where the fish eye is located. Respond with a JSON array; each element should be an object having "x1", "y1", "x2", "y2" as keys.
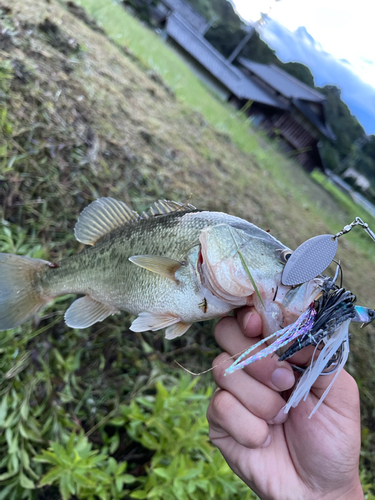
[{"x1": 280, "y1": 250, "x2": 293, "y2": 264}]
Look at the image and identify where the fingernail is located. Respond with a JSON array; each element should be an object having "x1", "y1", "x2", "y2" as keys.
[
  {"x1": 271, "y1": 407, "x2": 288, "y2": 425},
  {"x1": 244, "y1": 312, "x2": 253, "y2": 330},
  {"x1": 261, "y1": 435, "x2": 271, "y2": 448},
  {"x1": 271, "y1": 367, "x2": 295, "y2": 391}
]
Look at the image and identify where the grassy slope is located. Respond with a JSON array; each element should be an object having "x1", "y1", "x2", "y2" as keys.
[{"x1": 1, "y1": 0, "x2": 375, "y2": 490}]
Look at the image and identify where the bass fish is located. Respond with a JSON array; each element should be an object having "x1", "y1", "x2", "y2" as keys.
[{"x1": 0, "y1": 197, "x2": 322, "y2": 337}]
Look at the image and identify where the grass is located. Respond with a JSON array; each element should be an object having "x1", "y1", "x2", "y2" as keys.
[
  {"x1": 1, "y1": 0, "x2": 375, "y2": 495},
  {"x1": 311, "y1": 170, "x2": 375, "y2": 261}
]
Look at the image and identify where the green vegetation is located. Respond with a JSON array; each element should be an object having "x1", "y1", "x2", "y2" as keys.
[
  {"x1": 1, "y1": 0, "x2": 375, "y2": 498},
  {"x1": 311, "y1": 170, "x2": 375, "y2": 257}
]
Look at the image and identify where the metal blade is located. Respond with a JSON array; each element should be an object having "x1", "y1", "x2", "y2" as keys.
[{"x1": 281, "y1": 234, "x2": 338, "y2": 286}]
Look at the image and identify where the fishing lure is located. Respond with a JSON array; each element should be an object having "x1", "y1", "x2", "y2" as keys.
[{"x1": 226, "y1": 218, "x2": 375, "y2": 417}]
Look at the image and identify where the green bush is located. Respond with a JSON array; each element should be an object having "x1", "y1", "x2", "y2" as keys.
[
  {"x1": 108, "y1": 377, "x2": 257, "y2": 500},
  {"x1": 35, "y1": 433, "x2": 135, "y2": 500}
]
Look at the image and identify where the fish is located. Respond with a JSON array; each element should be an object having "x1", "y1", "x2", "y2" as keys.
[{"x1": 0, "y1": 197, "x2": 323, "y2": 338}]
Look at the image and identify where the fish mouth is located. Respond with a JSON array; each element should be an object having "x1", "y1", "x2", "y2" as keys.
[{"x1": 274, "y1": 277, "x2": 325, "y2": 326}]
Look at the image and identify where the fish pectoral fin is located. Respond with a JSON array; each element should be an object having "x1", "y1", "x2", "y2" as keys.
[
  {"x1": 129, "y1": 255, "x2": 182, "y2": 282},
  {"x1": 74, "y1": 197, "x2": 141, "y2": 245},
  {"x1": 165, "y1": 321, "x2": 191, "y2": 339},
  {"x1": 65, "y1": 296, "x2": 119, "y2": 329},
  {"x1": 130, "y1": 312, "x2": 180, "y2": 332}
]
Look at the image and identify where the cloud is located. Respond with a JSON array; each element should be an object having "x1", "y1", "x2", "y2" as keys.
[{"x1": 258, "y1": 19, "x2": 375, "y2": 135}]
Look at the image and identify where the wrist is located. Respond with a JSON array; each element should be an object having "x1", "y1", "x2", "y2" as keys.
[{"x1": 320, "y1": 481, "x2": 364, "y2": 500}]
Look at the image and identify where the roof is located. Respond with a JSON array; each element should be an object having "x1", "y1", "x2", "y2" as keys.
[
  {"x1": 238, "y1": 59, "x2": 325, "y2": 102},
  {"x1": 161, "y1": 0, "x2": 208, "y2": 34},
  {"x1": 292, "y1": 98, "x2": 336, "y2": 140},
  {"x1": 166, "y1": 14, "x2": 285, "y2": 108}
]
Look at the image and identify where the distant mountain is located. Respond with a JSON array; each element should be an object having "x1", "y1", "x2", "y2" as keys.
[{"x1": 258, "y1": 19, "x2": 375, "y2": 135}]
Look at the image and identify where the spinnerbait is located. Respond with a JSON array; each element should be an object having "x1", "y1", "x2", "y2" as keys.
[{"x1": 227, "y1": 217, "x2": 375, "y2": 417}]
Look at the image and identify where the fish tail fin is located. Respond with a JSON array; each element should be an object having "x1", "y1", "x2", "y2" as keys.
[{"x1": 0, "y1": 253, "x2": 50, "y2": 331}]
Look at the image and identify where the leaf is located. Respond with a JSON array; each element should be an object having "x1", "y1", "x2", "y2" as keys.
[
  {"x1": 178, "y1": 467, "x2": 201, "y2": 480},
  {"x1": 109, "y1": 433, "x2": 120, "y2": 454},
  {"x1": 0, "y1": 470, "x2": 18, "y2": 481},
  {"x1": 66, "y1": 431, "x2": 76, "y2": 455},
  {"x1": 113, "y1": 460, "x2": 126, "y2": 476},
  {"x1": 20, "y1": 401, "x2": 29, "y2": 421},
  {"x1": 153, "y1": 468, "x2": 171, "y2": 480},
  {"x1": 60, "y1": 474, "x2": 73, "y2": 500},
  {"x1": 115, "y1": 476, "x2": 123, "y2": 492},
  {"x1": 130, "y1": 490, "x2": 148, "y2": 499},
  {"x1": 0, "y1": 396, "x2": 7, "y2": 426},
  {"x1": 34, "y1": 450, "x2": 61, "y2": 466},
  {"x1": 5, "y1": 427, "x2": 13, "y2": 448},
  {"x1": 3, "y1": 410, "x2": 18, "y2": 428},
  {"x1": 0, "y1": 482, "x2": 17, "y2": 500},
  {"x1": 39, "y1": 467, "x2": 64, "y2": 486},
  {"x1": 9, "y1": 453, "x2": 19, "y2": 472},
  {"x1": 71, "y1": 472, "x2": 96, "y2": 489},
  {"x1": 9, "y1": 432, "x2": 18, "y2": 455},
  {"x1": 109, "y1": 417, "x2": 124, "y2": 426},
  {"x1": 122, "y1": 473, "x2": 137, "y2": 485},
  {"x1": 19, "y1": 422, "x2": 42, "y2": 442},
  {"x1": 19, "y1": 472, "x2": 35, "y2": 489},
  {"x1": 51, "y1": 442, "x2": 71, "y2": 465},
  {"x1": 140, "y1": 432, "x2": 159, "y2": 450},
  {"x1": 20, "y1": 449, "x2": 30, "y2": 470}
]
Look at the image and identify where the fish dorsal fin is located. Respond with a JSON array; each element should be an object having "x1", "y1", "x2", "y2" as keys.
[
  {"x1": 129, "y1": 255, "x2": 182, "y2": 282},
  {"x1": 75, "y1": 197, "x2": 140, "y2": 245},
  {"x1": 141, "y1": 200, "x2": 196, "y2": 219}
]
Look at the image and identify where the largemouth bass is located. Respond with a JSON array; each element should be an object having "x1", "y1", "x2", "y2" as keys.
[{"x1": 0, "y1": 197, "x2": 322, "y2": 337}]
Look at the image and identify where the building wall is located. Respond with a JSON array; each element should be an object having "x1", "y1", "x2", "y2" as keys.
[{"x1": 273, "y1": 113, "x2": 316, "y2": 150}]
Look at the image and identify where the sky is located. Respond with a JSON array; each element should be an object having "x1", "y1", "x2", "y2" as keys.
[{"x1": 230, "y1": 0, "x2": 375, "y2": 134}]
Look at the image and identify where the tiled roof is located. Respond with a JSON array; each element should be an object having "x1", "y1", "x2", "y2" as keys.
[
  {"x1": 162, "y1": 0, "x2": 208, "y2": 34},
  {"x1": 292, "y1": 98, "x2": 336, "y2": 140},
  {"x1": 166, "y1": 14, "x2": 285, "y2": 108},
  {"x1": 239, "y1": 59, "x2": 325, "y2": 102}
]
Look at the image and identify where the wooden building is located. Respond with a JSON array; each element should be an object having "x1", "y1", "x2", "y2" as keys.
[
  {"x1": 153, "y1": 0, "x2": 335, "y2": 171},
  {"x1": 238, "y1": 59, "x2": 335, "y2": 171}
]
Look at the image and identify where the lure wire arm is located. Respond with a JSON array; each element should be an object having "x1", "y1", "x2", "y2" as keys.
[
  {"x1": 333, "y1": 217, "x2": 375, "y2": 242},
  {"x1": 290, "y1": 341, "x2": 345, "y2": 376}
]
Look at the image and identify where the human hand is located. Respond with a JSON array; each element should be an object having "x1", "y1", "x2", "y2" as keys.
[{"x1": 206, "y1": 308, "x2": 364, "y2": 500}]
